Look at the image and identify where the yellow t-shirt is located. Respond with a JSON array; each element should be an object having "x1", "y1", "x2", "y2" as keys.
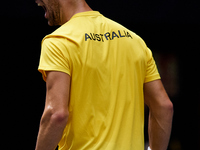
[{"x1": 38, "y1": 11, "x2": 160, "y2": 150}]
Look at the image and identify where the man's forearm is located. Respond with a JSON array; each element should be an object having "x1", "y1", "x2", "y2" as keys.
[
  {"x1": 35, "y1": 111, "x2": 68, "y2": 150},
  {"x1": 148, "y1": 105, "x2": 173, "y2": 150}
]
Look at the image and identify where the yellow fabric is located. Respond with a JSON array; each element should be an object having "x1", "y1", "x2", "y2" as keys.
[{"x1": 38, "y1": 11, "x2": 160, "y2": 150}]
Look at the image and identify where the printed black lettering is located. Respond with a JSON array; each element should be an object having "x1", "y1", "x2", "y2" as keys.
[
  {"x1": 85, "y1": 33, "x2": 92, "y2": 41},
  {"x1": 104, "y1": 32, "x2": 111, "y2": 40},
  {"x1": 126, "y1": 32, "x2": 132, "y2": 39},
  {"x1": 90, "y1": 33, "x2": 96, "y2": 41},
  {"x1": 112, "y1": 31, "x2": 119, "y2": 39},
  {"x1": 85, "y1": 30, "x2": 133, "y2": 42},
  {"x1": 96, "y1": 34, "x2": 101, "y2": 41},
  {"x1": 100, "y1": 34, "x2": 104, "y2": 42},
  {"x1": 124, "y1": 30, "x2": 127, "y2": 37},
  {"x1": 118, "y1": 30, "x2": 125, "y2": 37}
]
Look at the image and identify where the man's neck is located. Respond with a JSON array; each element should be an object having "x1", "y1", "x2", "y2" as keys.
[{"x1": 59, "y1": 0, "x2": 93, "y2": 25}]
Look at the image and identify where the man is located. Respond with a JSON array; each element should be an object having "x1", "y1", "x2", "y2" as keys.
[{"x1": 35, "y1": 0, "x2": 173, "y2": 150}]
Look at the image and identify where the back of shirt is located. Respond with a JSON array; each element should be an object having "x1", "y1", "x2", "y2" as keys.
[{"x1": 38, "y1": 11, "x2": 160, "y2": 150}]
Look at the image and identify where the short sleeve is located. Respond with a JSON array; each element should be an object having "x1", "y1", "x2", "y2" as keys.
[
  {"x1": 144, "y1": 48, "x2": 161, "y2": 83},
  {"x1": 38, "y1": 37, "x2": 71, "y2": 81}
]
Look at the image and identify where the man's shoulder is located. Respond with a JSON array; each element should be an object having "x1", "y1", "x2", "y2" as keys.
[
  {"x1": 104, "y1": 17, "x2": 146, "y2": 42},
  {"x1": 41, "y1": 23, "x2": 77, "y2": 45}
]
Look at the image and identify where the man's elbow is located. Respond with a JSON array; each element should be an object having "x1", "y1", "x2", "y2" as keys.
[
  {"x1": 51, "y1": 111, "x2": 69, "y2": 126},
  {"x1": 162, "y1": 99, "x2": 174, "y2": 117},
  {"x1": 41, "y1": 108, "x2": 69, "y2": 127},
  {"x1": 167, "y1": 100, "x2": 173, "y2": 113}
]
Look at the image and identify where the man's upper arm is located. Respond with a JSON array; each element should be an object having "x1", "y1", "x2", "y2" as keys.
[
  {"x1": 38, "y1": 38, "x2": 71, "y2": 81},
  {"x1": 144, "y1": 48, "x2": 160, "y2": 83},
  {"x1": 45, "y1": 71, "x2": 71, "y2": 114},
  {"x1": 144, "y1": 80, "x2": 172, "y2": 110}
]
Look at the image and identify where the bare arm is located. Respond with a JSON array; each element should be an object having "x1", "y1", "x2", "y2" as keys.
[
  {"x1": 35, "y1": 71, "x2": 71, "y2": 150},
  {"x1": 144, "y1": 80, "x2": 173, "y2": 150}
]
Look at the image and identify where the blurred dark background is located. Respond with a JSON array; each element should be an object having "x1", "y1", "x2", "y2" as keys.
[{"x1": 1, "y1": 0, "x2": 199, "y2": 149}]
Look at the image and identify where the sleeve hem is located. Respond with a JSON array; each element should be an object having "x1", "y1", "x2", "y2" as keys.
[
  {"x1": 144, "y1": 74, "x2": 161, "y2": 83},
  {"x1": 38, "y1": 66, "x2": 71, "y2": 81}
]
